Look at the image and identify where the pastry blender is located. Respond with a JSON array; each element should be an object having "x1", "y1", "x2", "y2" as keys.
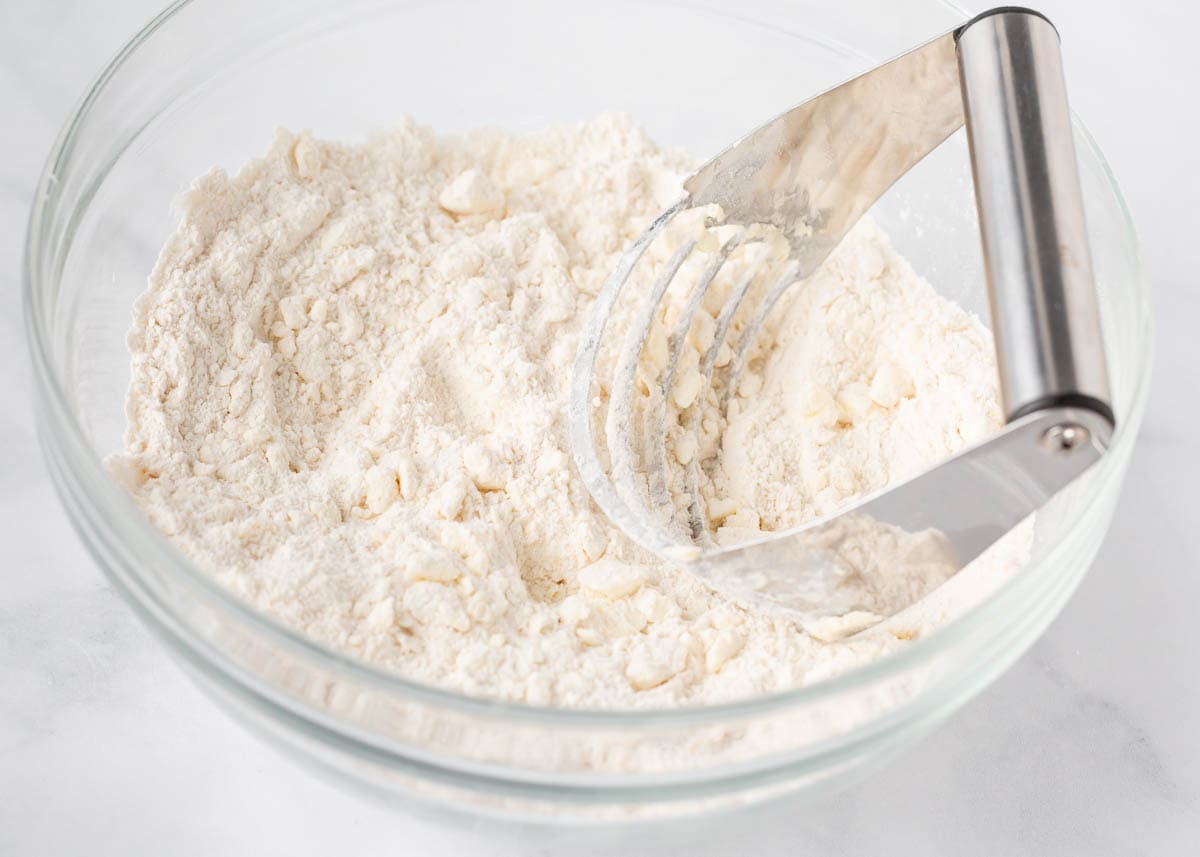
[{"x1": 569, "y1": 8, "x2": 1114, "y2": 633}]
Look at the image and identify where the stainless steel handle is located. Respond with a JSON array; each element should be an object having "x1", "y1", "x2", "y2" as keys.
[{"x1": 956, "y1": 9, "x2": 1114, "y2": 425}]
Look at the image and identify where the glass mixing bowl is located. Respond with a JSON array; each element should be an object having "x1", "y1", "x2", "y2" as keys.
[{"x1": 24, "y1": 0, "x2": 1151, "y2": 821}]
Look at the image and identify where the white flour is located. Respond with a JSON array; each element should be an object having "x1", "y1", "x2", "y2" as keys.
[{"x1": 112, "y1": 114, "x2": 1026, "y2": 709}]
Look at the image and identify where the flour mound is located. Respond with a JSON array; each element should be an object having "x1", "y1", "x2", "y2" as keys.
[{"x1": 113, "y1": 114, "x2": 1025, "y2": 708}]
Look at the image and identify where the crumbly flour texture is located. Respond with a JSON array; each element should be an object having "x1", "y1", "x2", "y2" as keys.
[{"x1": 113, "y1": 114, "x2": 1026, "y2": 708}]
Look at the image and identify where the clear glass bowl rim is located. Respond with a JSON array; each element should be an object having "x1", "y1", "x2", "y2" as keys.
[{"x1": 22, "y1": 0, "x2": 1154, "y2": 728}]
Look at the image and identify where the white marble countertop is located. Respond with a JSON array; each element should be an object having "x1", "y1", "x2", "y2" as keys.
[{"x1": 2, "y1": 1, "x2": 1197, "y2": 853}]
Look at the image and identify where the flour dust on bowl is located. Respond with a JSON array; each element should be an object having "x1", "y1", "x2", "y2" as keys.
[{"x1": 24, "y1": 0, "x2": 1150, "y2": 821}]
